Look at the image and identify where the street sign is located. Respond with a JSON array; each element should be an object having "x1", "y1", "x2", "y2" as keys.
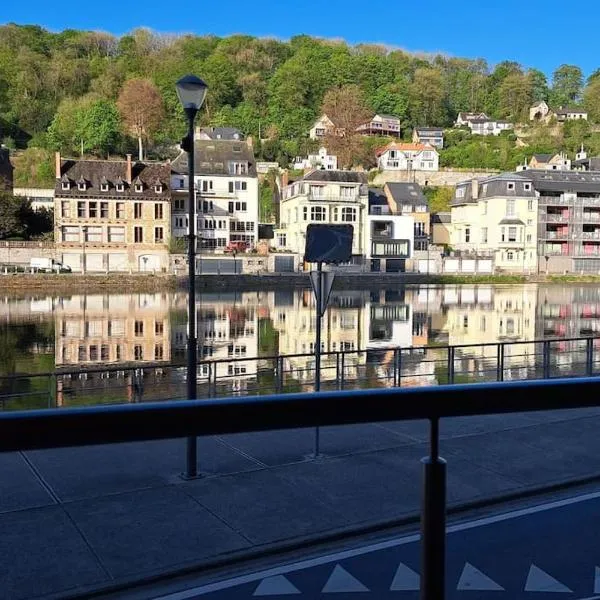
[
  {"x1": 305, "y1": 224, "x2": 353, "y2": 264},
  {"x1": 310, "y1": 270, "x2": 335, "y2": 317}
]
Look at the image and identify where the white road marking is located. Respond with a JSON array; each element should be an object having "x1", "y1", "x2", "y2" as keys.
[
  {"x1": 321, "y1": 564, "x2": 369, "y2": 593},
  {"x1": 389, "y1": 562, "x2": 420, "y2": 591},
  {"x1": 252, "y1": 575, "x2": 301, "y2": 596},
  {"x1": 457, "y1": 563, "x2": 504, "y2": 591},
  {"x1": 524, "y1": 564, "x2": 573, "y2": 593},
  {"x1": 154, "y1": 489, "x2": 600, "y2": 599}
]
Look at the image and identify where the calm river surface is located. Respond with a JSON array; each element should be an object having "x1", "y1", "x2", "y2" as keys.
[{"x1": 0, "y1": 283, "x2": 597, "y2": 408}]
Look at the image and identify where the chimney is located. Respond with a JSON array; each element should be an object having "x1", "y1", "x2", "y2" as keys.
[
  {"x1": 246, "y1": 135, "x2": 254, "y2": 149},
  {"x1": 471, "y1": 178, "x2": 479, "y2": 200},
  {"x1": 55, "y1": 151, "x2": 61, "y2": 179},
  {"x1": 280, "y1": 170, "x2": 289, "y2": 189},
  {"x1": 126, "y1": 154, "x2": 132, "y2": 184}
]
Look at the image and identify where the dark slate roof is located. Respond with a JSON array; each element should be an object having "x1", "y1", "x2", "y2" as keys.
[
  {"x1": 499, "y1": 218, "x2": 525, "y2": 225},
  {"x1": 415, "y1": 127, "x2": 443, "y2": 134},
  {"x1": 199, "y1": 126, "x2": 244, "y2": 140},
  {"x1": 368, "y1": 187, "x2": 388, "y2": 207},
  {"x1": 556, "y1": 106, "x2": 587, "y2": 115},
  {"x1": 515, "y1": 169, "x2": 600, "y2": 193},
  {"x1": 469, "y1": 118, "x2": 494, "y2": 125},
  {"x1": 453, "y1": 174, "x2": 535, "y2": 206},
  {"x1": 432, "y1": 212, "x2": 451, "y2": 224},
  {"x1": 533, "y1": 154, "x2": 553, "y2": 162},
  {"x1": 303, "y1": 170, "x2": 367, "y2": 184},
  {"x1": 55, "y1": 159, "x2": 170, "y2": 199},
  {"x1": 385, "y1": 182, "x2": 428, "y2": 207},
  {"x1": 573, "y1": 157, "x2": 600, "y2": 171},
  {"x1": 171, "y1": 140, "x2": 257, "y2": 177}
]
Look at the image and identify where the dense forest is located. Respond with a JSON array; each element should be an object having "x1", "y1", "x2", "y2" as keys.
[{"x1": 2, "y1": 23, "x2": 600, "y2": 183}]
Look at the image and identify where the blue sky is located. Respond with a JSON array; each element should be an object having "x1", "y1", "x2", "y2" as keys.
[{"x1": 3, "y1": 0, "x2": 598, "y2": 77}]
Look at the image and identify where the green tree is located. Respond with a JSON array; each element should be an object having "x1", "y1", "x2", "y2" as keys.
[
  {"x1": 551, "y1": 64, "x2": 583, "y2": 106},
  {"x1": 528, "y1": 68, "x2": 549, "y2": 102},
  {"x1": 498, "y1": 73, "x2": 533, "y2": 120},
  {"x1": 0, "y1": 192, "x2": 28, "y2": 239},
  {"x1": 584, "y1": 78, "x2": 600, "y2": 122},
  {"x1": 409, "y1": 68, "x2": 446, "y2": 126}
]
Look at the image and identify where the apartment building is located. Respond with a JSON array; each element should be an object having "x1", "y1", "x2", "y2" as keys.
[
  {"x1": 451, "y1": 174, "x2": 538, "y2": 272},
  {"x1": 54, "y1": 153, "x2": 171, "y2": 272},
  {"x1": 170, "y1": 139, "x2": 259, "y2": 253},
  {"x1": 376, "y1": 142, "x2": 439, "y2": 171},
  {"x1": 383, "y1": 182, "x2": 430, "y2": 251},
  {"x1": 278, "y1": 170, "x2": 369, "y2": 261},
  {"x1": 412, "y1": 127, "x2": 444, "y2": 149},
  {"x1": 515, "y1": 170, "x2": 600, "y2": 273},
  {"x1": 13, "y1": 187, "x2": 54, "y2": 211}
]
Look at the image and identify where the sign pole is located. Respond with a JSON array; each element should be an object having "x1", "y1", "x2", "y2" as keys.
[{"x1": 314, "y1": 260, "x2": 322, "y2": 458}]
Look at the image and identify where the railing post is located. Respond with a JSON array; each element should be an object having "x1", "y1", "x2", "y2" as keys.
[
  {"x1": 497, "y1": 343, "x2": 505, "y2": 382},
  {"x1": 276, "y1": 356, "x2": 284, "y2": 394},
  {"x1": 421, "y1": 417, "x2": 446, "y2": 600},
  {"x1": 447, "y1": 346, "x2": 455, "y2": 384},
  {"x1": 543, "y1": 340, "x2": 551, "y2": 379},
  {"x1": 336, "y1": 352, "x2": 341, "y2": 391},
  {"x1": 394, "y1": 348, "x2": 402, "y2": 387},
  {"x1": 586, "y1": 338, "x2": 594, "y2": 376},
  {"x1": 340, "y1": 351, "x2": 346, "y2": 391}
]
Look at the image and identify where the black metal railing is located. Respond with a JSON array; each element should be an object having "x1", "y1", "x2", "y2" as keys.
[{"x1": 2, "y1": 377, "x2": 600, "y2": 600}]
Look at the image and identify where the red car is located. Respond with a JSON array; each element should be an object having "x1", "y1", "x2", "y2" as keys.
[{"x1": 224, "y1": 241, "x2": 248, "y2": 253}]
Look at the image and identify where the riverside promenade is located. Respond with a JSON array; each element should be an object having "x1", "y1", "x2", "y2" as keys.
[{"x1": 4, "y1": 407, "x2": 600, "y2": 600}]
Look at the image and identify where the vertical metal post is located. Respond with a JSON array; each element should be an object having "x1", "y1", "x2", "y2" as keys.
[
  {"x1": 340, "y1": 351, "x2": 346, "y2": 390},
  {"x1": 421, "y1": 417, "x2": 446, "y2": 600},
  {"x1": 497, "y1": 343, "x2": 505, "y2": 382},
  {"x1": 276, "y1": 355, "x2": 284, "y2": 394},
  {"x1": 313, "y1": 261, "x2": 323, "y2": 459},
  {"x1": 586, "y1": 337, "x2": 594, "y2": 376},
  {"x1": 185, "y1": 115, "x2": 198, "y2": 479},
  {"x1": 447, "y1": 346, "x2": 455, "y2": 384},
  {"x1": 543, "y1": 340, "x2": 551, "y2": 379},
  {"x1": 336, "y1": 352, "x2": 341, "y2": 391}
]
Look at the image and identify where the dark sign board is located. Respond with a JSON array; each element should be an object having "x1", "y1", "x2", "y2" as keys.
[
  {"x1": 258, "y1": 224, "x2": 274, "y2": 240},
  {"x1": 305, "y1": 224, "x2": 353, "y2": 264}
]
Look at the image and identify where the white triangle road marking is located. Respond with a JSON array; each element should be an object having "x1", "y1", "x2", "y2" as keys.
[
  {"x1": 322, "y1": 564, "x2": 370, "y2": 593},
  {"x1": 457, "y1": 562, "x2": 504, "y2": 591},
  {"x1": 253, "y1": 575, "x2": 301, "y2": 596},
  {"x1": 594, "y1": 566, "x2": 600, "y2": 593},
  {"x1": 390, "y1": 562, "x2": 420, "y2": 591},
  {"x1": 524, "y1": 564, "x2": 572, "y2": 593}
]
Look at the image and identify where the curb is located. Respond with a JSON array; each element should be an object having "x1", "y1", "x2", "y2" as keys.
[{"x1": 55, "y1": 470, "x2": 600, "y2": 600}]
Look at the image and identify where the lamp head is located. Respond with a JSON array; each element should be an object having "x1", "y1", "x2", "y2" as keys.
[{"x1": 176, "y1": 75, "x2": 208, "y2": 113}]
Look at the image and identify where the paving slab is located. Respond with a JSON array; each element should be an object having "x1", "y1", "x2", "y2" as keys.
[
  {"x1": 0, "y1": 506, "x2": 107, "y2": 600},
  {"x1": 64, "y1": 486, "x2": 250, "y2": 579},
  {"x1": 26, "y1": 437, "x2": 258, "y2": 502},
  {"x1": 183, "y1": 469, "x2": 350, "y2": 545},
  {"x1": 0, "y1": 452, "x2": 55, "y2": 514}
]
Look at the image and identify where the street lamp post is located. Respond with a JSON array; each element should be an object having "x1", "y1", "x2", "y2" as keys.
[
  {"x1": 176, "y1": 74, "x2": 208, "y2": 479},
  {"x1": 82, "y1": 226, "x2": 87, "y2": 275}
]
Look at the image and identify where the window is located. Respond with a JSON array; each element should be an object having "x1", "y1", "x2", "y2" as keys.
[
  {"x1": 525, "y1": 184, "x2": 532, "y2": 193},
  {"x1": 62, "y1": 226, "x2": 79, "y2": 242},
  {"x1": 61, "y1": 181, "x2": 70, "y2": 191},
  {"x1": 508, "y1": 226, "x2": 517, "y2": 242},
  {"x1": 116, "y1": 183, "x2": 124, "y2": 192},
  {"x1": 465, "y1": 227, "x2": 470, "y2": 243},
  {"x1": 154, "y1": 344, "x2": 164, "y2": 360},
  {"x1": 100, "y1": 183, "x2": 109, "y2": 192},
  {"x1": 311, "y1": 206, "x2": 326, "y2": 221},
  {"x1": 154, "y1": 203, "x2": 163, "y2": 219},
  {"x1": 89, "y1": 345, "x2": 98, "y2": 361},
  {"x1": 526, "y1": 233, "x2": 532, "y2": 242},
  {"x1": 88, "y1": 202, "x2": 97, "y2": 218},
  {"x1": 202, "y1": 200, "x2": 213, "y2": 212},
  {"x1": 340, "y1": 186, "x2": 354, "y2": 198},
  {"x1": 482, "y1": 201, "x2": 487, "y2": 215},
  {"x1": 235, "y1": 202, "x2": 247, "y2": 211},
  {"x1": 135, "y1": 321, "x2": 144, "y2": 336},
  {"x1": 482, "y1": 227, "x2": 488, "y2": 243},
  {"x1": 78, "y1": 182, "x2": 86, "y2": 191},
  {"x1": 134, "y1": 203, "x2": 142, "y2": 219},
  {"x1": 134, "y1": 345, "x2": 143, "y2": 360},
  {"x1": 134, "y1": 227, "x2": 143, "y2": 243},
  {"x1": 463, "y1": 315, "x2": 468, "y2": 329},
  {"x1": 277, "y1": 233, "x2": 286, "y2": 247},
  {"x1": 229, "y1": 181, "x2": 247, "y2": 192},
  {"x1": 415, "y1": 222, "x2": 426, "y2": 236},
  {"x1": 155, "y1": 227, "x2": 164, "y2": 243},
  {"x1": 99, "y1": 202, "x2": 108, "y2": 218},
  {"x1": 77, "y1": 201, "x2": 86, "y2": 218},
  {"x1": 507, "y1": 251, "x2": 514, "y2": 261},
  {"x1": 506, "y1": 199, "x2": 515, "y2": 216},
  {"x1": 155, "y1": 321, "x2": 164, "y2": 335},
  {"x1": 108, "y1": 226, "x2": 125, "y2": 243},
  {"x1": 101, "y1": 345, "x2": 109, "y2": 361},
  {"x1": 303, "y1": 206, "x2": 308, "y2": 221},
  {"x1": 456, "y1": 187, "x2": 465, "y2": 198},
  {"x1": 501, "y1": 227, "x2": 505, "y2": 242},
  {"x1": 154, "y1": 184, "x2": 162, "y2": 194},
  {"x1": 341, "y1": 207, "x2": 356, "y2": 222},
  {"x1": 402, "y1": 204, "x2": 413, "y2": 213},
  {"x1": 174, "y1": 198, "x2": 185, "y2": 211},
  {"x1": 229, "y1": 162, "x2": 248, "y2": 175},
  {"x1": 228, "y1": 201, "x2": 234, "y2": 213},
  {"x1": 116, "y1": 202, "x2": 125, "y2": 218},
  {"x1": 507, "y1": 182, "x2": 515, "y2": 191},
  {"x1": 61, "y1": 201, "x2": 70, "y2": 218},
  {"x1": 85, "y1": 226, "x2": 102, "y2": 242},
  {"x1": 201, "y1": 180, "x2": 213, "y2": 192},
  {"x1": 116, "y1": 345, "x2": 122, "y2": 360},
  {"x1": 135, "y1": 183, "x2": 143, "y2": 193}
]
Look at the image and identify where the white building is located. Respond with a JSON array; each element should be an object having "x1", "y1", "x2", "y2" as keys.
[
  {"x1": 309, "y1": 115, "x2": 336, "y2": 140},
  {"x1": 376, "y1": 142, "x2": 439, "y2": 171},
  {"x1": 13, "y1": 187, "x2": 54, "y2": 212},
  {"x1": 170, "y1": 139, "x2": 259, "y2": 253},
  {"x1": 277, "y1": 170, "x2": 368, "y2": 262},
  {"x1": 556, "y1": 107, "x2": 588, "y2": 122},
  {"x1": 454, "y1": 112, "x2": 489, "y2": 127},
  {"x1": 293, "y1": 147, "x2": 338, "y2": 171},
  {"x1": 468, "y1": 119, "x2": 513, "y2": 136}
]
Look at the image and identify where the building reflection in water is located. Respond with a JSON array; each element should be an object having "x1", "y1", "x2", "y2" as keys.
[{"x1": 2, "y1": 283, "x2": 600, "y2": 406}]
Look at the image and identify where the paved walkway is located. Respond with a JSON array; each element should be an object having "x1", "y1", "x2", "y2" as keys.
[{"x1": 4, "y1": 408, "x2": 600, "y2": 600}]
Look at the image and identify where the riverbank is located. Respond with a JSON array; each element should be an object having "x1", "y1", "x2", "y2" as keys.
[{"x1": 1, "y1": 271, "x2": 599, "y2": 294}]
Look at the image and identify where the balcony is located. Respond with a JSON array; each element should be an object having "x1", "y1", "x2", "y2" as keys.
[
  {"x1": 545, "y1": 231, "x2": 569, "y2": 240},
  {"x1": 539, "y1": 195, "x2": 570, "y2": 205},
  {"x1": 583, "y1": 211, "x2": 600, "y2": 221},
  {"x1": 543, "y1": 212, "x2": 570, "y2": 222},
  {"x1": 580, "y1": 231, "x2": 600, "y2": 240},
  {"x1": 308, "y1": 193, "x2": 361, "y2": 202}
]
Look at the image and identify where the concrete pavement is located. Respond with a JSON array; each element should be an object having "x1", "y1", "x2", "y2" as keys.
[{"x1": 4, "y1": 408, "x2": 600, "y2": 600}]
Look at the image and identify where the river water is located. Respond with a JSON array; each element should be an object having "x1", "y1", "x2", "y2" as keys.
[{"x1": 0, "y1": 283, "x2": 597, "y2": 408}]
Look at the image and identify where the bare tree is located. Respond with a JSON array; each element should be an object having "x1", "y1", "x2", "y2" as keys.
[{"x1": 117, "y1": 78, "x2": 164, "y2": 160}]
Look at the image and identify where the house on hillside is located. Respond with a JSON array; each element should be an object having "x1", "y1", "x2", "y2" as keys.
[
  {"x1": 412, "y1": 127, "x2": 444, "y2": 148},
  {"x1": 529, "y1": 101, "x2": 551, "y2": 121},
  {"x1": 468, "y1": 118, "x2": 513, "y2": 136},
  {"x1": 309, "y1": 115, "x2": 337, "y2": 139},
  {"x1": 196, "y1": 127, "x2": 244, "y2": 141},
  {"x1": 527, "y1": 153, "x2": 571, "y2": 171},
  {"x1": 454, "y1": 112, "x2": 489, "y2": 127},
  {"x1": 572, "y1": 146, "x2": 600, "y2": 171},
  {"x1": 383, "y1": 182, "x2": 430, "y2": 251},
  {"x1": 0, "y1": 146, "x2": 14, "y2": 193},
  {"x1": 555, "y1": 107, "x2": 588, "y2": 122},
  {"x1": 293, "y1": 147, "x2": 337, "y2": 171},
  {"x1": 376, "y1": 142, "x2": 439, "y2": 171},
  {"x1": 357, "y1": 114, "x2": 401, "y2": 137}
]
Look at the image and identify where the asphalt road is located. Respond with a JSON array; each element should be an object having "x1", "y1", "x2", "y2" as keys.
[{"x1": 154, "y1": 490, "x2": 600, "y2": 599}]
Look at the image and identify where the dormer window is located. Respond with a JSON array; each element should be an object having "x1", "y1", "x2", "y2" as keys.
[
  {"x1": 78, "y1": 182, "x2": 86, "y2": 191},
  {"x1": 135, "y1": 184, "x2": 143, "y2": 193},
  {"x1": 100, "y1": 183, "x2": 109, "y2": 192},
  {"x1": 116, "y1": 183, "x2": 124, "y2": 192},
  {"x1": 61, "y1": 182, "x2": 70, "y2": 191},
  {"x1": 154, "y1": 184, "x2": 163, "y2": 194}
]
